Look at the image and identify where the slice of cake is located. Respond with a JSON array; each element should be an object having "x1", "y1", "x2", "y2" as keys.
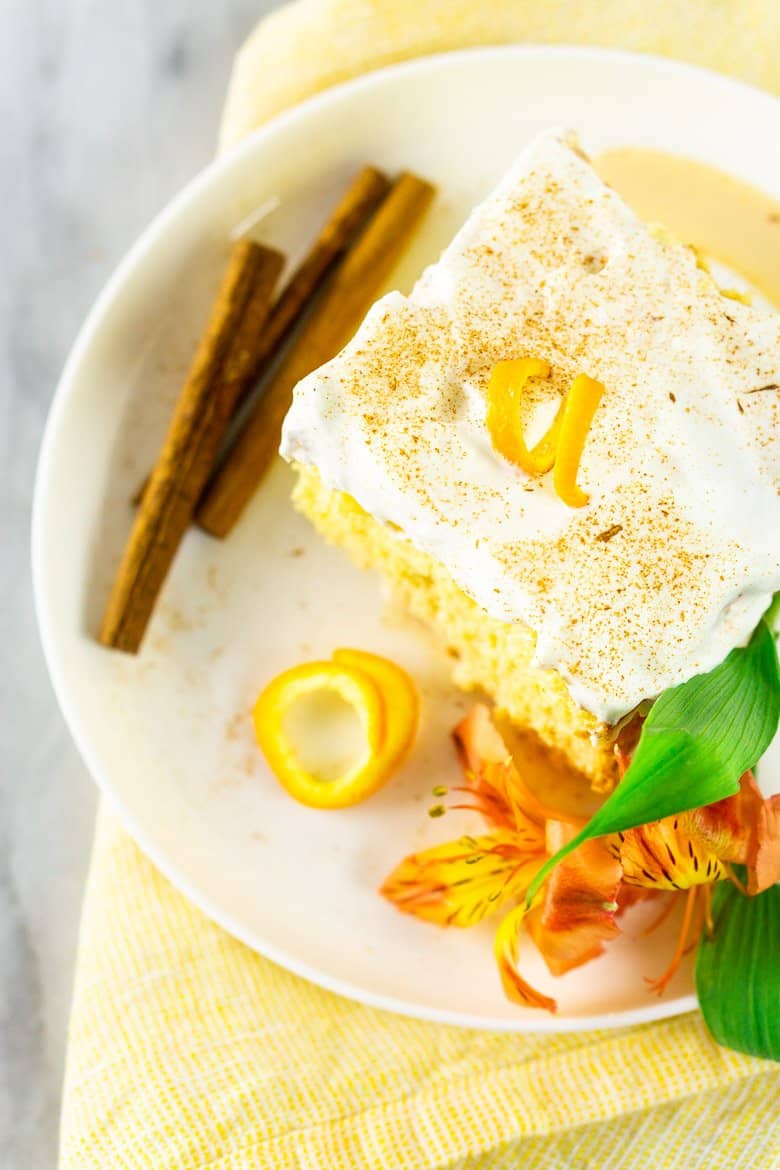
[{"x1": 280, "y1": 129, "x2": 780, "y2": 792}]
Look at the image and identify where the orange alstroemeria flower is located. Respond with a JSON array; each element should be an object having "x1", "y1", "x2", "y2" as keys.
[
  {"x1": 382, "y1": 705, "x2": 641, "y2": 1011},
  {"x1": 381, "y1": 704, "x2": 780, "y2": 1012},
  {"x1": 612, "y1": 739, "x2": 780, "y2": 897}
]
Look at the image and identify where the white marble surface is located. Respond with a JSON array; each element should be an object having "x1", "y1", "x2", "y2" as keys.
[{"x1": 1, "y1": 3, "x2": 281, "y2": 1165}]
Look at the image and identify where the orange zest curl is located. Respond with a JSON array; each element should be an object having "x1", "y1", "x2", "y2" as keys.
[
  {"x1": 486, "y1": 358, "x2": 558, "y2": 474},
  {"x1": 253, "y1": 648, "x2": 419, "y2": 809},
  {"x1": 552, "y1": 373, "x2": 605, "y2": 507},
  {"x1": 486, "y1": 359, "x2": 604, "y2": 507}
]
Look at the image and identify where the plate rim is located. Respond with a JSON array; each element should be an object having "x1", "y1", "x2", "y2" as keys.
[{"x1": 35, "y1": 42, "x2": 780, "y2": 1032}]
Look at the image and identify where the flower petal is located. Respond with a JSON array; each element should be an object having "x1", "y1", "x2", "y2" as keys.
[
  {"x1": 494, "y1": 903, "x2": 557, "y2": 1012},
  {"x1": 380, "y1": 833, "x2": 539, "y2": 927},
  {"x1": 683, "y1": 771, "x2": 780, "y2": 895},
  {"x1": 453, "y1": 703, "x2": 511, "y2": 775},
  {"x1": 527, "y1": 838, "x2": 622, "y2": 975},
  {"x1": 748, "y1": 792, "x2": 780, "y2": 895},
  {"x1": 614, "y1": 771, "x2": 780, "y2": 895},
  {"x1": 681, "y1": 775, "x2": 754, "y2": 865},
  {"x1": 453, "y1": 705, "x2": 576, "y2": 837},
  {"x1": 612, "y1": 816, "x2": 725, "y2": 891}
]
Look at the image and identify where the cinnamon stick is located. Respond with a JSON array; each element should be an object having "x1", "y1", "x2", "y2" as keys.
[
  {"x1": 196, "y1": 172, "x2": 436, "y2": 538},
  {"x1": 99, "y1": 239, "x2": 284, "y2": 652},
  {"x1": 238, "y1": 165, "x2": 391, "y2": 401},
  {"x1": 131, "y1": 165, "x2": 389, "y2": 508}
]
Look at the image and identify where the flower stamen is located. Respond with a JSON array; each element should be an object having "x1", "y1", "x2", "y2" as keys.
[{"x1": 645, "y1": 886, "x2": 700, "y2": 996}]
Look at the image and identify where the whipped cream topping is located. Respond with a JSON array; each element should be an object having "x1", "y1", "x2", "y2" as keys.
[{"x1": 281, "y1": 130, "x2": 780, "y2": 724}]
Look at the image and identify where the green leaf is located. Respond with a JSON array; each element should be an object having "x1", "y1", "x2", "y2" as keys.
[
  {"x1": 766, "y1": 592, "x2": 780, "y2": 635},
  {"x1": 527, "y1": 620, "x2": 780, "y2": 903},
  {"x1": 696, "y1": 877, "x2": 780, "y2": 1060}
]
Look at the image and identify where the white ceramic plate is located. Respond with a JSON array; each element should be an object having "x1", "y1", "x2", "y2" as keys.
[{"x1": 34, "y1": 46, "x2": 780, "y2": 1031}]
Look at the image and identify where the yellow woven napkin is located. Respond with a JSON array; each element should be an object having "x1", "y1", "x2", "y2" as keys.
[{"x1": 61, "y1": 3, "x2": 780, "y2": 1167}]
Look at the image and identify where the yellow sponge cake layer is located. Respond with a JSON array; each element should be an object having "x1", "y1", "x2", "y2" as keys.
[{"x1": 292, "y1": 465, "x2": 618, "y2": 792}]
